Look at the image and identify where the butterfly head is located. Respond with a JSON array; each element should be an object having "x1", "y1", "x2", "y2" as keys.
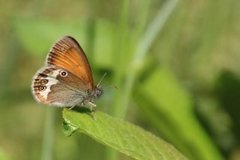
[
  {"x1": 81, "y1": 86, "x2": 103, "y2": 109},
  {"x1": 92, "y1": 86, "x2": 103, "y2": 99},
  {"x1": 89, "y1": 72, "x2": 106, "y2": 99}
]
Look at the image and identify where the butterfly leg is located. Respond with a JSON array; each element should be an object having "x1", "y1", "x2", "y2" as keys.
[
  {"x1": 87, "y1": 102, "x2": 96, "y2": 120},
  {"x1": 80, "y1": 99, "x2": 96, "y2": 111},
  {"x1": 79, "y1": 101, "x2": 96, "y2": 120},
  {"x1": 68, "y1": 105, "x2": 76, "y2": 110},
  {"x1": 88, "y1": 102, "x2": 96, "y2": 112}
]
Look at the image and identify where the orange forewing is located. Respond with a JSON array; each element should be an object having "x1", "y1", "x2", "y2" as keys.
[{"x1": 46, "y1": 36, "x2": 94, "y2": 89}]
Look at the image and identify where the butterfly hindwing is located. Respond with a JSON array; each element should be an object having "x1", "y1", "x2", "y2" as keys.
[{"x1": 32, "y1": 66, "x2": 87, "y2": 107}]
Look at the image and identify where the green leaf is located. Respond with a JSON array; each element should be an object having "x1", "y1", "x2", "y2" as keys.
[
  {"x1": 62, "y1": 109, "x2": 187, "y2": 160},
  {"x1": 137, "y1": 67, "x2": 224, "y2": 160}
]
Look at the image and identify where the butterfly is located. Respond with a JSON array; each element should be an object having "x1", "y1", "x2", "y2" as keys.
[{"x1": 31, "y1": 36, "x2": 103, "y2": 111}]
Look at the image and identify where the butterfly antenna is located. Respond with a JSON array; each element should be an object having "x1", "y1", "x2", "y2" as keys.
[{"x1": 97, "y1": 72, "x2": 107, "y2": 87}]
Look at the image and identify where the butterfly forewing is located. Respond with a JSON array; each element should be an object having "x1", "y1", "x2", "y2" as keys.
[{"x1": 46, "y1": 36, "x2": 94, "y2": 90}]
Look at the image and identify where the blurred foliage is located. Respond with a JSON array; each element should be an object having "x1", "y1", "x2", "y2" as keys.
[{"x1": 0, "y1": 0, "x2": 240, "y2": 160}]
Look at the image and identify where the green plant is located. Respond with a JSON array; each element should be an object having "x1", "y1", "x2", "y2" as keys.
[{"x1": 10, "y1": 0, "x2": 237, "y2": 159}]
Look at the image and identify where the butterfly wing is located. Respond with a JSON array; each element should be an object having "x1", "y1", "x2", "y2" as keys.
[
  {"x1": 31, "y1": 36, "x2": 99, "y2": 107},
  {"x1": 32, "y1": 66, "x2": 87, "y2": 107},
  {"x1": 46, "y1": 36, "x2": 94, "y2": 90}
]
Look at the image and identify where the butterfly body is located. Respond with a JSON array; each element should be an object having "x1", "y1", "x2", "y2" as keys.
[{"x1": 32, "y1": 36, "x2": 102, "y2": 110}]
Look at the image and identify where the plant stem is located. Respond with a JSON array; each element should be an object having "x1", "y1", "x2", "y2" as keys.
[{"x1": 41, "y1": 107, "x2": 55, "y2": 160}]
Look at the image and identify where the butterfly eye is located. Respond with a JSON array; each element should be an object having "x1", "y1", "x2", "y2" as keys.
[{"x1": 59, "y1": 70, "x2": 68, "y2": 77}]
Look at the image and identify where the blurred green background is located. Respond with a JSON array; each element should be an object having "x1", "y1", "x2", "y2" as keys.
[{"x1": 0, "y1": 0, "x2": 240, "y2": 160}]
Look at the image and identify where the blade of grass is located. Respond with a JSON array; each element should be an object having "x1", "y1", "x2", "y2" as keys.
[
  {"x1": 112, "y1": 0, "x2": 179, "y2": 119},
  {"x1": 137, "y1": 68, "x2": 224, "y2": 160}
]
